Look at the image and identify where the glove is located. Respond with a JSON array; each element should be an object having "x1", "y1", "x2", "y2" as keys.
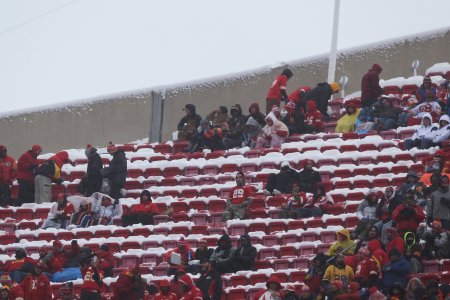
[{"x1": 55, "y1": 178, "x2": 64, "y2": 185}]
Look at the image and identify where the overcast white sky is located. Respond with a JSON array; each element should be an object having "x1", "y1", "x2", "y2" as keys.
[{"x1": 1, "y1": 0, "x2": 450, "y2": 113}]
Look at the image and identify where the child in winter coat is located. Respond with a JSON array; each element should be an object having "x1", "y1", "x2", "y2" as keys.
[
  {"x1": 255, "y1": 112, "x2": 289, "y2": 149},
  {"x1": 404, "y1": 113, "x2": 438, "y2": 150},
  {"x1": 303, "y1": 100, "x2": 324, "y2": 133}
]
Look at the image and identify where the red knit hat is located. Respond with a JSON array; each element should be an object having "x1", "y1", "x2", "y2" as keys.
[
  {"x1": 32, "y1": 144, "x2": 42, "y2": 153},
  {"x1": 107, "y1": 142, "x2": 117, "y2": 154}
]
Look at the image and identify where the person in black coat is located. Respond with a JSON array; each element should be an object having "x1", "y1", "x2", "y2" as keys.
[
  {"x1": 78, "y1": 144, "x2": 103, "y2": 196},
  {"x1": 196, "y1": 260, "x2": 222, "y2": 300},
  {"x1": 232, "y1": 234, "x2": 257, "y2": 272},
  {"x1": 177, "y1": 104, "x2": 202, "y2": 141},
  {"x1": 265, "y1": 161, "x2": 299, "y2": 195},
  {"x1": 297, "y1": 160, "x2": 321, "y2": 193},
  {"x1": 302, "y1": 82, "x2": 340, "y2": 118},
  {"x1": 101, "y1": 142, "x2": 127, "y2": 201}
]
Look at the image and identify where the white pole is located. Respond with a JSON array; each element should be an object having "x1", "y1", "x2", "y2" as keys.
[{"x1": 327, "y1": 0, "x2": 341, "y2": 84}]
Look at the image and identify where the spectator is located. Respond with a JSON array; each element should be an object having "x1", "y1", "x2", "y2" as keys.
[
  {"x1": 354, "y1": 191, "x2": 379, "y2": 240},
  {"x1": 206, "y1": 106, "x2": 229, "y2": 127},
  {"x1": 232, "y1": 234, "x2": 257, "y2": 272},
  {"x1": 303, "y1": 82, "x2": 340, "y2": 118},
  {"x1": 122, "y1": 190, "x2": 160, "y2": 226},
  {"x1": 304, "y1": 253, "x2": 328, "y2": 297},
  {"x1": 58, "y1": 282, "x2": 77, "y2": 300},
  {"x1": 303, "y1": 100, "x2": 324, "y2": 133},
  {"x1": 5, "y1": 248, "x2": 34, "y2": 283},
  {"x1": 96, "y1": 244, "x2": 114, "y2": 278},
  {"x1": 391, "y1": 195, "x2": 425, "y2": 237},
  {"x1": 361, "y1": 63, "x2": 384, "y2": 107},
  {"x1": 80, "y1": 254, "x2": 104, "y2": 300},
  {"x1": 16, "y1": 144, "x2": 41, "y2": 205},
  {"x1": 372, "y1": 96, "x2": 402, "y2": 131},
  {"x1": 113, "y1": 267, "x2": 145, "y2": 300},
  {"x1": 297, "y1": 160, "x2": 321, "y2": 193},
  {"x1": 0, "y1": 273, "x2": 24, "y2": 300},
  {"x1": 209, "y1": 234, "x2": 236, "y2": 274},
  {"x1": 222, "y1": 172, "x2": 253, "y2": 221},
  {"x1": 296, "y1": 185, "x2": 334, "y2": 218},
  {"x1": 187, "y1": 119, "x2": 223, "y2": 153},
  {"x1": 355, "y1": 113, "x2": 375, "y2": 135},
  {"x1": 398, "y1": 171, "x2": 419, "y2": 201},
  {"x1": 194, "y1": 239, "x2": 213, "y2": 264},
  {"x1": 382, "y1": 249, "x2": 411, "y2": 291},
  {"x1": 20, "y1": 262, "x2": 52, "y2": 300},
  {"x1": 169, "y1": 270, "x2": 186, "y2": 299},
  {"x1": 400, "y1": 90, "x2": 441, "y2": 126},
  {"x1": 196, "y1": 260, "x2": 222, "y2": 300},
  {"x1": 152, "y1": 279, "x2": 177, "y2": 300},
  {"x1": 178, "y1": 274, "x2": 202, "y2": 300},
  {"x1": 70, "y1": 200, "x2": 92, "y2": 227},
  {"x1": 101, "y1": 142, "x2": 127, "y2": 200},
  {"x1": 248, "y1": 103, "x2": 266, "y2": 127},
  {"x1": 417, "y1": 220, "x2": 447, "y2": 259},
  {"x1": 386, "y1": 282, "x2": 406, "y2": 300},
  {"x1": 177, "y1": 104, "x2": 202, "y2": 141},
  {"x1": 265, "y1": 161, "x2": 298, "y2": 196},
  {"x1": 335, "y1": 101, "x2": 360, "y2": 133},
  {"x1": 334, "y1": 282, "x2": 362, "y2": 300},
  {"x1": 42, "y1": 194, "x2": 75, "y2": 229},
  {"x1": 374, "y1": 186, "x2": 402, "y2": 245},
  {"x1": 222, "y1": 104, "x2": 247, "y2": 149},
  {"x1": 415, "y1": 76, "x2": 437, "y2": 103},
  {"x1": 43, "y1": 240, "x2": 82, "y2": 282},
  {"x1": 354, "y1": 248, "x2": 378, "y2": 286},
  {"x1": 327, "y1": 229, "x2": 356, "y2": 256},
  {"x1": 404, "y1": 113, "x2": 437, "y2": 150},
  {"x1": 164, "y1": 239, "x2": 195, "y2": 276},
  {"x1": 78, "y1": 144, "x2": 103, "y2": 197},
  {"x1": 426, "y1": 280, "x2": 443, "y2": 300},
  {"x1": 242, "y1": 117, "x2": 262, "y2": 148},
  {"x1": 385, "y1": 227, "x2": 406, "y2": 257},
  {"x1": 34, "y1": 151, "x2": 67, "y2": 204},
  {"x1": 283, "y1": 101, "x2": 305, "y2": 135},
  {"x1": 0, "y1": 145, "x2": 17, "y2": 207},
  {"x1": 323, "y1": 254, "x2": 355, "y2": 287},
  {"x1": 253, "y1": 275, "x2": 283, "y2": 300},
  {"x1": 265, "y1": 68, "x2": 294, "y2": 113},
  {"x1": 289, "y1": 86, "x2": 311, "y2": 105},
  {"x1": 255, "y1": 112, "x2": 289, "y2": 149},
  {"x1": 428, "y1": 175, "x2": 450, "y2": 228},
  {"x1": 79, "y1": 193, "x2": 120, "y2": 227},
  {"x1": 279, "y1": 183, "x2": 307, "y2": 219},
  {"x1": 405, "y1": 277, "x2": 425, "y2": 300},
  {"x1": 430, "y1": 114, "x2": 450, "y2": 147},
  {"x1": 283, "y1": 284, "x2": 302, "y2": 300}
]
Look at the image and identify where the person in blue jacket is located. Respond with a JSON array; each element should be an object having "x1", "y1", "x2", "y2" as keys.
[{"x1": 382, "y1": 248, "x2": 411, "y2": 292}]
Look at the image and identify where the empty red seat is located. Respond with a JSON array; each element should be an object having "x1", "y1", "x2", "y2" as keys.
[
  {"x1": 394, "y1": 153, "x2": 413, "y2": 162},
  {"x1": 191, "y1": 225, "x2": 208, "y2": 235},
  {"x1": 69, "y1": 170, "x2": 85, "y2": 181},
  {"x1": 127, "y1": 169, "x2": 143, "y2": 179},
  {"x1": 230, "y1": 275, "x2": 247, "y2": 287},
  {"x1": 267, "y1": 221, "x2": 286, "y2": 233},
  {"x1": 171, "y1": 201, "x2": 189, "y2": 214},
  {"x1": 353, "y1": 167, "x2": 370, "y2": 176},
  {"x1": 172, "y1": 212, "x2": 189, "y2": 223},
  {"x1": 120, "y1": 254, "x2": 140, "y2": 267},
  {"x1": 56, "y1": 231, "x2": 74, "y2": 241},
  {"x1": 372, "y1": 178, "x2": 390, "y2": 188},
  {"x1": 189, "y1": 200, "x2": 207, "y2": 211},
  {"x1": 249, "y1": 273, "x2": 269, "y2": 286},
  {"x1": 356, "y1": 156, "x2": 372, "y2": 165},
  {"x1": 299, "y1": 244, "x2": 316, "y2": 256},
  {"x1": 347, "y1": 191, "x2": 365, "y2": 201},
  {"x1": 144, "y1": 167, "x2": 161, "y2": 177},
  {"x1": 344, "y1": 216, "x2": 360, "y2": 228},
  {"x1": 300, "y1": 232, "x2": 319, "y2": 242},
  {"x1": 153, "y1": 226, "x2": 171, "y2": 236},
  {"x1": 163, "y1": 167, "x2": 181, "y2": 177},
  {"x1": 340, "y1": 144, "x2": 358, "y2": 152},
  {"x1": 38, "y1": 232, "x2": 56, "y2": 242},
  {"x1": 320, "y1": 230, "x2": 337, "y2": 243},
  {"x1": 172, "y1": 225, "x2": 190, "y2": 236},
  {"x1": 324, "y1": 217, "x2": 343, "y2": 227},
  {"x1": 260, "y1": 161, "x2": 279, "y2": 170},
  {"x1": 228, "y1": 288, "x2": 247, "y2": 300},
  {"x1": 0, "y1": 209, "x2": 14, "y2": 220},
  {"x1": 287, "y1": 220, "x2": 305, "y2": 231},
  {"x1": 114, "y1": 229, "x2": 131, "y2": 238},
  {"x1": 15, "y1": 208, "x2": 33, "y2": 221},
  {"x1": 199, "y1": 188, "x2": 217, "y2": 197},
  {"x1": 248, "y1": 222, "x2": 267, "y2": 233},
  {"x1": 121, "y1": 241, "x2": 141, "y2": 252},
  {"x1": 154, "y1": 144, "x2": 172, "y2": 154},
  {"x1": 358, "y1": 143, "x2": 377, "y2": 152},
  {"x1": 172, "y1": 141, "x2": 189, "y2": 153},
  {"x1": 267, "y1": 195, "x2": 286, "y2": 208},
  {"x1": 18, "y1": 221, "x2": 37, "y2": 231},
  {"x1": 353, "y1": 179, "x2": 371, "y2": 189},
  {"x1": 402, "y1": 84, "x2": 418, "y2": 94},
  {"x1": 273, "y1": 259, "x2": 291, "y2": 271},
  {"x1": 133, "y1": 227, "x2": 151, "y2": 237},
  {"x1": 0, "y1": 234, "x2": 16, "y2": 245},
  {"x1": 221, "y1": 163, "x2": 238, "y2": 173},
  {"x1": 383, "y1": 85, "x2": 401, "y2": 94},
  {"x1": 334, "y1": 169, "x2": 352, "y2": 178},
  {"x1": 317, "y1": 159, "x2": 335, "y2": 167},
  {"x1": 229, "y1": 223, "x2": 247, "y2": 236},
  {"x1": 422, "y1": 260, "x2": 441, "y2": 273},
  {"x1": 248, "y1": 208, "x2": 267, "y2": 219},
  {"x1": 334, "y1": 180, "x2": 352, "y2": 190},
  {"x1": 141, "y1": 253, "x2": 160, "y2": 265}
]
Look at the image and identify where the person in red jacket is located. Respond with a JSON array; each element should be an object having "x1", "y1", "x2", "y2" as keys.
[
  {"x1": 164, "y1": 239, "x2": 195, "y2": 276},
  {"x1": 16, "y1": 144, "x2": 42, "y2": 205},
  {"x1": 288, "y1": 86, "x2": 311, "y2": 105},
  {"x1": 222, "y1": 172, "x2": 254, "y2": 221},
  {"x1": 80, "y1": 254, "x2": 104, "y2": 300},
  {"x1": 5, "y1": 248, "x2": 35, "y2": 284},
  {"x1": 391, "y1": 197, "x2": 425, "y2": 237},
  {"x1": 385, "y1": 227, "x2": 405, "y2": 258},
  {"x1": 0, "y1": 145, "x2": 17, "y2": 207},
  {"x1": 253, "y1": 275, "x2": 282, "y2": 300},
  {"x1": 21, "y1": 262, "x2": 52, "y2": 300},
  {"x1": 178, "y1": 274, "x2": 202, "y2": 300},
  {"x1": 265, "y1": 68, "x2": 293, "y2": 113},
  {"x1": 121, "y1": 190, "x2": 160, "y2": 226},
  {"x1": 44, "y1": 240, "x2": 82, "y2": 282},
  {"x1": 361, "y1": 63, "x2": 383, "y2": 107},
  {"x1": 303, "y1": 100, "x2": 324, "y2": 133},
  {"x1": 113, "y1": 267, "x2": 145, "y2": 300},
  {"x1": 96, "y1": 244, "x2": 115, "y2": 278},
  {"x1": 0, "y1": 272, "x2": 24, "y2": 300},
  {"x1": 354, "y1": 247, "x2": 378, "y2": 286},
  {"x1": 151, "y1": 279, "x2": 177, "y2": 300}
]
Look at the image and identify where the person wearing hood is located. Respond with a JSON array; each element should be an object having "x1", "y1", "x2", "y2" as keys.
[
  {"x1": 297, "y1": 160, "x2": 321, "y2": 193},
  {"x1": 43, "y1": 240, "x2": 83, "y2": 282},
  {"x1": 222, "y1": 104, "x2": 248, "y2": 149},
  {"x1": 279, "y1": 183, "x2": 307, "y2": 218},
  {"x1": 153, "y1": 279, "x2": 178, "y2": 300},
  {"x1": 428, "y1": 175, "x2": 450, "y2": 228},
  {"x1": 17, "y1": 144, "x2": 41, "y2": 205},
  {"x1": 209, "y1": 234, "x2": 236, "y2": 274},
  {"x1": 20, "y1": 262, "x2": 52, "y2": 300},
  {"x1": 404, "y1": 90, "x2": 442, "y2": 126},
  {"x1": 90, "y1": 193, "x2": 119, "y2": 225},
  {"x1": 361, "y1": 63, "x2": 384, "y2": 107},
  {"x1": 101, "y1": 142, "x2": 127, "y2": 201},
  {"x1": 386, "y1": 282, "x2": 406, "y2": 300},
  {"x1": 248, "y1": 102, "x2": 266, "y2": 127},
  {"x1": 178, "y1": 274, "x2": 202, "y2": 300},
  {"x1": 430, "y1": 114, "x2": 450, "y2": 147},
  {"x1": 122, "y1": 190, "x2": 160, "y2": 226},
  {"x1": 253, "y1": 275, "x2": 283, "y2": 300},
  {"x1": 374, "y1": 186, "x2": 402, "y2": 245},
  {"x1": 288, "y1": 85, "x2": 311, "y2": 104},
  {"x1": 404, "y1": 277, "x2": 426, "y2": 300},
  {"x1": 0, "y1": 273, "x2": 24, "y2": 300},
  {"x1": 391, "y1": 195, "x2": 425, "y2": 238},
  {"x1": 382, "y1": 249, "x2": 411, "y2": 292},
  {"x1": 164, "y1": 239, "x2": 195, "y2": 275},
  {"x1": 327, "y1": 228, "x2": 356, "y2": 256},
  {"x1": 302, "y1": 82, "x2": 340, "y2": 118},
  {"x1": 416, "y1": 76, "x2": 437, "y2": 103},
  {"x1": 42, "y1": 193, "x2": 75, "y2": 229},
  {"x1": 177, "y1": 104, "x2": 202, "y2": 141},
  {"x1": 196, "y1": 260, "x2": 222, "y2": 300},
  {"x1": 353, "y1": 247, "x2": 378, "y2": 286},
  {"x1": 323, "y1": 254, "x2": 355, "y2": 288},
  {"x1": 187, "y1": 119, "x2": 223, "y2": 153},
  {"x1": 265, "y1": 161, "x2": 299, "y2": 196},
  {"x1": 113, "y1": 267, "x2": 146, "y2": 300},
  {"x1": 265, "y1": 68, "x2": 294, "y2": 114},
  {"x1": 335, "y1": 100, "x2": 361, "y2": 133},
  {"x1": 222, "y1": 172, "x2": 253, "y2": 221},
  {"x1": 0, "y1": 145, "x2": 16, "y2": 207},
  {"x1": 5, "y1": 248, "x2": 34, "y2": 284},
  {"x1": 255, "y1": 110, "x2": 289, "y2": 149},
  {"x1": 303, "y1": 100, "x2": 324, "y2": 133},
  {"x1": 398, "y1": 171, "x2": 420, "y2": 201},
  {"x1": 78, "y1": 144, "x2": 103, "y2": 196},
  {"x1": 34, "y1": 151, "x2": 67, "y2": 204},
  {"x1": 372, "y1": 96, "x2": 403, "y2": 131},
  {"x1": 232, "y1": 234, "x2": 257, "y2": 271},
  {"x1": 283, "y1": 101, "x2": 305, "y2": 135},
  {"x1": 404, "y1": 113, "x2": 438, "y2": 150},
  {"x1": 354, "y1": 191, "x2": 380, "y2": 240},
  {"x1": 304, "y1": 252, "x2": 328, "y2": 297},
  {"x1": 296, "y1": 185, "x2": 334, "y2": 218},
  {"x1": 242, "y1": 116, "x2": 262, "y2": 148},
  {"x1": 417, "y1": 220, "x2": 447, "y2": 259},
  {"x1": 206, "y1": 106, "x2": 229, "y2": 128}
]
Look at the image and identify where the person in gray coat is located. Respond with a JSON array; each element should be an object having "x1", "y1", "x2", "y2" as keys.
[
  {"x1": 428, "y1": 175, "x2": 450, "y2": 228},
  {"x1": 209, "y1": 234, "x2": 236, "y2": 274}
]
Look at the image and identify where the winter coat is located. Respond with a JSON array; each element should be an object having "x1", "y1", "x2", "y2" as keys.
[
  {"x1": 130, "y1": 202, "x2": 160, "y2": 214},
  {"x1": 194, "y1": 247, "x2": 213, "y2": 263},
  {"x1": 392, "y1": 204, "x2": 425, "y2": 235},
  {"x1": 209, "y1": 235, "x2": 236, "y2": 264},
  {"x1": 428, "y1": 185, "x2": 450, "y2": 223},
  {"x1": 410, "y1": 113, "x2": 438, "y2": 140},
  {"x1": 304, "y1": 100, "x2": 324, "y2": 131},
  {"x1": 206, "y1": 110, "x2": 229, "y2": 127},
  {"x1": 102, "y1": 150, "x2": 127, "y2": 188},
  {"x1": 375, "y1": 191, "x2": 401, "y2": 222},
  {"x1": 164, "y1": 246, "x2": 195, "y2": 266},
  {"x1": 288, "y1": 86, "x2": 311, "y2": 103},
  {"x1": 0, "y1": 155, "x2": 16, "y2": 185},
  {"x1": 336, "y1": 107, "x2": 361, "y2": 133},
  {"x1": 36, "y1": 160, "x2": 61, "y2": 182},
  {"x1": 196, "y1": 269, "x2": 222, "y2": 300},
  {"x1": 327, "y1": 228, "x2": 356, "y2": 256},
  {"x1": 179, "y1": 275, "x2": 203, "y2": 300},
  {"x1": 177, "y1": 104, "x2": 202, "y2": 132},
  {"x1": 45, "y1": 242, "x2": 81, "y2": 272},
  {"x1": 17, "y1": 150, "x2": 37, "y2": 184},
  {"x1": 266, "y1": 167, "x2": 299, "y2": 194},
  {"x1": 382, "y1": 256, "x2": 411, "y2": 290},
  {"x1": 225, "y1": 104, "x2": 247, "y2": 139},
  {"x1": 113, "y1": 270, "x2": 144, "y2": 300},
  {"x1": 411, "y1": 101, "x2": 442, "y2": 118},
  {"x1": 85, "y1": 148, "x2": 103, "y2": 195},
  {"x1": 303, "y1": 82, "x2": 334, "y2": 117},
  {"x1": 431, "y1": 114, "x2": 450, "y2": 144},
  {"x1": 416, "y1": 85, "x2": 437, "y2": 103},
  {"x1": 257, "y1": 113, "x2": 289, "y2": 148},
  {"x1": 356, "y1": 199, "x2": 378, "y2": 220},
  {"x1": 91, "y1": 197, "x2": 116, "y2": 225},
  {"x1": 372, "y1": 99, "x2": 402, "y2": 119},
  {"x1": 21, "y1": 274, "x2": 52, "y2": 300},
  {"x1": 283, "y1": 110, "x2": 304, "y2": 134},
  {"x1": 361, "y1": 64, "x2": 384, "y2": 106},
  {"x1": 248, "y1": 103, "x2": 266, "y2": 127},
  {"x1": 297, "y1": 168, "x2": 321, "y2": 193},
  {"x1": 243, "y1": 117, "x2": 262, "y2": 145},
  {"x1": 386, "y1": 236, "x2": 405, "y2": 257},
  {"x1": 232, "y1": 235, "x2": 257, "y2": 271}
]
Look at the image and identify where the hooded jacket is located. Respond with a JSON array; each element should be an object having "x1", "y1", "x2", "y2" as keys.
[
  {"x1": 196, "y1": 264, "x2": 222, "y2": 300},
  {"x1": 356, "y1": 192, "x2": 378, "y2": 220},
  {"x1": 372, "y1": 98, "x2": 402, "y2": 119},
  {"x1": 411, "y1": 99, "x2": 442, "y2": 118},
  {"x1": 209, "y1": 235, "x2": 236, "y2": 264},
  {"x1": 17, "y1": 149, "x2": 38, "y2": 183},
  {"x1": 244, "y1": 117, "x2": 262, "y2": 142},
  {"x1": 225, "y1": 104, "x2": 247, "y2": 139},
  {"x1": 252, "y1": 276, "x2": 282, "y2": 300},
  {"x1": 304, "y1": 100, "x2": 324, "y2": 130},
  {"x1": 335, "y1": 102, "x2": 361, "y2": 133},
  {"x1": 248, "y1": 103, "x2": 266, "y2": 127},
  {"x1": 428, "y1": 176, "x2": 450, "y2": 222},
  {"x1": 303, "y1": 82, "x2": 334, "y2": 117},
  {"x1": 232, "y1": 234, "x2": 257, "y2": 271},
  {"x1": 431, "y1": 114, "x2": 450, "y2": 143},
  {"x1": 410, "y1": 113, "x2": 438, "y2": 140},
  {"x1": 179, "y1": 274, "x2": 203, "y2": 300},
  {"x1": 36, "y1": 152, "x2": 68, "y2": 182},
  {"x1": 382, "y1": 255, "x2": 411, "y2": 290},
  {"x1": 206, "y1": 107, "x2": 229, "y2": 127},
  {"x1": 391, "y1": 203, "x2": 425, "y2": 235},
  {"x1": 260, "y1": 112, "x2": 289, "y2": 142},
  {"x1": 327, "y1": 229, "x2": 356, "y2": 256},
  {"x1": 84, "y1": 147, "x2": 103, "y2": 195},
  {"x1": 375, "y1": 187, "x2": 401, "y2": 222},
  {"x1": 361, "y1": 64, "x2": 384, "y2": 106},
  {"x1": 102, "y1": 150, "x2": 127, "y2": 187},
  {"x1": 177, "y1": 104, "x2": 202, "y2": 132}
]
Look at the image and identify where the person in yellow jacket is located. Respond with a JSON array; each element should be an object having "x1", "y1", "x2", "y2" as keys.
[
  {"x1": 327, "y1": 228, "x2": 356, "y2": 256},
  {"x1": 335, "y1": 101, "x2": 361, "y2": 133},
  {"x1": 322, "y1": 254, "x2": 355, "y2": 287}
]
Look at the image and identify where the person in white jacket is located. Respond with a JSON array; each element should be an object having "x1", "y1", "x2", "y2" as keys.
[
  {"x1": 255, "y1": 112, "x2": 289, "y2": 149},
  {"x1": 354, "y1": 191, "x2": 380, "y2": 239},
  {"x1": 431, "y1": 114, "x2": 450, "y2": 146},
  {"x1": 404, "y1": 113, "x2": 438, "y2": 150}
]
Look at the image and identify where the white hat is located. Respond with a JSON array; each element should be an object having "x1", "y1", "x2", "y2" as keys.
[{"x1": 281, "y1": 161, "x2": 291, "y2": 168}]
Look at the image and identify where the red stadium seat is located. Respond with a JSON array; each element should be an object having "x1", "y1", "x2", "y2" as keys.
[
  {"x1": 229, "y1": 223, "x2": 247, "y2": 236},
  {"x1": 267, "y1": 221, "x2": 286, "y2": 233},
  {"x1": 15, "y1": 208, "x2": 33, "y2": 221},
  {"x1": 121, "y1": 241, "x2": 141, "y2": 252},
  {"x1": 248, "y1": 222, "x2": 267, "y2": 233},
  {"x1": 273, "y1": 259, "x2": 291, "y2": 271},
  {"x1": 300, "y1": 232, "x2": 319, "y2": 242},
  {"x1": 299, "y1": 245, "x2": 316, "y2": 256},
  {"x1": 383, "y1": 85, "x2": 401, "y2": 94}
]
